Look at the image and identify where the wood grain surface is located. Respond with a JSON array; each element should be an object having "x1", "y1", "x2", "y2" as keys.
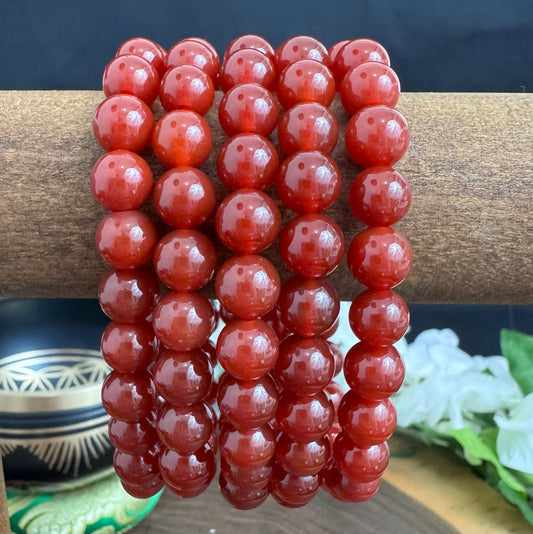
[{"x1": 0, "y1": 91, "x2": 531, "y2": 303}]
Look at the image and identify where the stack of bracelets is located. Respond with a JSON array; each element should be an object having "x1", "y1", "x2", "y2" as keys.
[{"x1": 91, "y1": 33, "x2": 411, "y2": 508}]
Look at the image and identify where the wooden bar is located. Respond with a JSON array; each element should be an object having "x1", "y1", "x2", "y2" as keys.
[{"x1": 0, "y1": 91, "x2": 531, "y2": 303}]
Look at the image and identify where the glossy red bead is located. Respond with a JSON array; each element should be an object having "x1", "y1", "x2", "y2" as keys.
[
  {"x1": 347, "y1": 227, "x2": 412, "y2": 289},
  {"x1": 101, "y1": 321, "x2": 155, "y2": 374},
  {"x1": 349, "y1": 289, "x2": 409, "y2": 346},
  {"x1": 96, "y1": 210, "x2": 158, "y2": 269},
  {"x1": 261, "y1": 306, "x2": 291, "y2": 342},
  {"x1": 218, "y1": 83, "x2": 278, "y2": 137},
  {"x1": 219, "y1": 424, "x2": 276, "y2": 469},
  {"x1": 345, "y1": 105, "x2": 410, "y2": 168},
  {"x1": 344, "y1": 343, "x2": 405, "y2": 400},
  {"x1": 275, "y1": 36, "x2": 330, "y2": 72},
  {"x1": 277, "y1": 59, "x2": 336, "y2": 110},
  {"x1": 90, "y1": 150, "x2": 153, "y2": 212},
  {"x1": 108, "y1": 417, "x2": 158, "y2": 455},
  {"x1": 114, "y1": 447, "x2": 160, "y2": 485},
  {"x1": 101, "y1": 370, "x2": 154, "y2": 422},
  {"x1": 215, "y1": 189, "x2": 280, "y2": 254},
  {"x1": 98, "y1": 267, "x2": 159, "y2": 323},
  {"x1": 333, "y1": 38, "x2": 390, "y2": 84},
  {"x1": 328, "y1": 40, "x2": 350, "y2": 77},
  {"x1": 153, "y1": 167, "x2": 216, "y2": 229},
  {"x1": 165, "y1": 39, "x2": 219, "y2": 81},
  {"x1": 159, "y1": 65, "x2": 215, "y2": 115},
  {"x1": 276, "y1": 151, "x2": 341, "y2": 214},
  {"x1": 120, "y1": 477, "x2": 164, "y2": 499},
  {"x1": 323, "y1": 463, "x2": 380, "y2": 502},
  {"x1": 271, "y1": 464, "x2": 321, "y2": 508},
  {"x1": 93, "y1": 94, "x2": 154, "y2": 153},
  {"x1": 153, "y1": 229, "x2": 216, "y2": 292},
  {"x1": 153, "y1": 348, "x2": 212, "y2": 406},
  {"x1": 276, "y1": 433, "x2": 330, "y2": 476},
  {"x1": 278, "y1": 276, "x2": 340, "y2": 337},
  {"x1": 216, "y1": 319, "x2": 278, "y2": 380},
  {"x1": 338, "y1": 390, "x2": 397, "y2": 448},
  {"x1": 103, "y1": 54, "x2": 160, "y2": 105},
  {"x1": 220, "y1": 458, "x2": 273, "y2": 489},
  {"x1": 341, "y1": 62, "x2": 400, "y2": 115},
  {"x1": 219, "y1": 49, "x2": 276, "y2": 92},
  {"x1": 217, "y1": 372, "x2": 278, "y2": 429},
  {"x1": 277, "y1": 390, "x2": 334, "y2": 441},
  {"x1": 279, "y1": 214, "x2": 345, "y2": 278},
  {"x1": 152, "y1": 110, "x2": 212, "y2": 168},
  {"x1": 327, "y1": 340, "x2": 344, "y2": 378},
  {"x1": 215, "y1": 255, "x2": 280, "y2": 320},
  {"x1": 157, "y1": 402, "x2": 213, "y2": 454},
  {"x1": 152, "y1": 291, "x2": 214, "y2": 351},
  {"x1": 187, "y1": 38, "x2": 219, "y2": 65},
  {"x1": 349, "y1": 166, "x2": 411, "y2": 226},
  {"x1": 217, "y1": 133, "x2": 279, "y2": 191},
  {"x1": 325, "y1": 380, "x2": 344, "y2": 412},
  {"x1": 278, "y1": 102, "x2": 338, "y2": 155},
  {"x1": 333, "y1": 432, "x2": 389, "y2": 481},
  {"x1": 219, "y1": 473, "x2": 270, "y2": 510},
  {"x1": 224, "y1": 34, "x2": 275, "y2": 63},
  {"x1": 275, "y1": 335, "x2": 334, "y2": 395},
  {"x1": 116, "y1": 37, "x2": 166, "y2": 77}
]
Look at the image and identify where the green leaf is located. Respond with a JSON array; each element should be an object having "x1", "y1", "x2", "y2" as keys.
[
  {"x1": 451, "y1": 427, "x2": 527, "y2": 497},
  {"x1": 501, "y1": 329, "x2": 533, "y2": 395},
  {"x1": 498, "y1": 481, "x2": 533, "y2": 526}
]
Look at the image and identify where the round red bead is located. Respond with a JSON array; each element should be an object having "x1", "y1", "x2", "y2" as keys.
[
  {"x1": 153, "y1": 167, "x2": 216, "y2": 229},
  {"x1": 278, "y1": 102, "x2": 338, "y2": 155},
  {"x1": 108, "y1": 417, "x2": 158, "y2": 455},
  {"x1": 165, "y1": 39, "x2": 219, "y2": 81},
  {"x1": 220, "y1": 458, "x2": 272, "y2": 489},
  {"x1": 116, "y1": 37, "x2": 166, "y2": 77},
  {"x1": 345, "y1": 105, "x2": 410, "y2": 168},
  {"x1": 113, "y1": 447, "x2": 160, "y2": 485},
  {"x1": 93, "y1": 94, "x2": 153, "y2": 153},
  {"x1": 325, "y1": 380, "x2": 344, "y2": 411},
  {"x1": 276, "y1": 433, "x2": 330, "y2": 476},
  {"x1": 219, "y1": 424, "x2": 276, "y2": 469},
  {"x1": 120, "y1": 477, "x2": 164, "y2": 499},
  {"x1": 327, "y1": 340, "x2": 344, "y2": 378},
  {"x1": 275, "y1": 36, "x2": 330, "y2": 72},
  {"x1": 323, "y1": 463, "x2": 380, "y2": 502},
  {"x1": 218, "y1": 83, "x2": 278, "y2": 137},
  {"x1": 328, "y1": 40, "x2": 350, "y2": 78},
  {"x1": 349, "y1": 289, "x2": 410, "y2": 346},
  {"x1": 271, "y1": 464, "x2": 321, "y2": 508},
  {"x1": 219, "y1": 48, "x2": 276, "y2": 92},
  {"x1": 152, "y1": 110, "x2": 212, "y2": 168},
  {"x1": 219, "y1": 473, "x2": 270, "y2": 510},
  {"x1": 187, "y1": 38, "x2": 219, "y2": 65},
  {"x1": 276, "y1": 151, "x2": 341, "y2": 214},
  {"x1": 333, "y1": 38, "x2": 390, "y2": 84},
  {"x1": 90, "y1": 150, "x2": 153, "y2": 211},
  {"x1": 224, "y1": 34, "x2": 275, "y2": 64}
]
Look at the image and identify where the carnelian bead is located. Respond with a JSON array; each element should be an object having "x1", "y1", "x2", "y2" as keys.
[
  {"x1": 333, "y1": 432, "x2": 389, "y2": 481},
  {"x1": 277, "y1": 59, "x2": 336, "y2": 110},
  {"x1": 278, "y1": 102, "x2": 338, "y2": 155},
  {"x1": 219, "y1": 474, "x2": 270, "y2": 510},
  {"x1": 325, "y1": 380, "x2": 344, "y2": 411},
  {"x1": 165, "y1": 39, "x2": 219, "y2": 81},
  {"x1": 328, "y1": 40, "x2": 350, "y2": 80},
  {"x1": 278, "y1": 276, "x2": 340, "y2": 337},
  {"x1": 152, "y1": 291, "x2": 214, "y2": 351},
  {"x1": 98, "y1": 267, "x2": 159, "y2": 323},
  {"x1": 279, "y1": 214, "x2": 345, "y2": 278},
  {"x1": 153, "y1": 349, "x2": 212, "y2": 405},
  {"x1": 219, "y1": 49, "x2": 276, "y2": 92},
  {"x1": 215, "y1": 189, "x2": 280, "y2": 254},
  {"x1": 120, "y1": 477, "x2": 164, "y2": 499},
  {"x1": 341, "y1": 63, "x2": 400, "y2": 115},
  {"x1": 217, "y1": 133, "x2": 279, "y2": 191},
  {"x1": 93, "y1": 94, "x2": 153, "y2": 153},
  {"x1": 345, "y1": 105, "x2": 410, "y2": 168},
  {"x1": 349, "y1": 289, "x2": 409, "y2": 346},
  {"x1": 201, "y1": 339, "x2": 218, "y2": 366},
  {"x1": 152, "y1": 110, "x2": 212, "y2": 168},
  {"x1": 187, "y1": 38, "x2": 219, "y2": 65},
  {"x1": 91, "y1": 150, "x2": 153, "y2": 212},
  {"x1": 277, "y1": 391, "x2": 334, "y2": 442},
  {"x1": 276, "y1": 433, "x2": 330, "y2": 476},
  {"x1": 323, "y1": 463, "x2": 380, "y2": 502},
  {"x1": 220, "y1": 458, "x2": 273, "y2": 489},
  {"x1": 261, "y1": 306, "x2": 291, "y2": 342},
  {"x1": 338, "y1": 390, "x2": 397, "y2": 448},
  {"x1": 224, "y1": 34, "x2": 275, "y2": 64},
  {"x1": 108, "y1": 417, "x2": 158, "y2": 455},
  {"x1": 275, "y1": 36, "x2": 330, "y2": 72},
  {"x1": 215, "y1": 255, "x2": 280, "y2": 319},
  {"x1": 153, "y1": 229, "x2": 216, "y2": 292},
  {"x1": 103, "y1": 54, "x2": 160, "y2": 105},
  {"x1": 217, "y1": 372, "x2": 278, "y2": 429},
  {"x1": 344, "y1": 342, "x2": 405, "y2": 400},
  {"x1": 333, "y1": 38, "x2": 390, "y2": 84},
  {"x1": 349, "y1": 166, "x2": 411, "y2": 226},
  {"x1": 275, "y1": 335, "x2": 334, "y2": 395},
  {"x1": 276, "y1": 151, "x2": 341, "y2": 214},
  {"x1": 219, "y1": 424, "x2": 276, "y2": 469},
  {"x1": 96, "y1": 210, "x2": 158, "y2": 269},
  {"x1": 218, "y1": 83, "x2": 278, "y2": 137},
  {"x1": 216, "y1": 319, "x2": 278, "y2": 380},
  {"x1": 116, "y1": 37, "x2": 166, "y2": 77},
  {"x1": 153, "y1": 167, "x2": 216, "y2": 229},
  {"x1": 114, "y1": 447, "x2": 160, "y2": 485},
  {"x1": 157, "y1": 402, "x2": 213, "y2": 454},
  {"x1": 271, "y1": 464, "x2": 321, "y2": 508},
  {"x1": 101, "y1": 321, "x2": 155, "y2": 374},
  {"x1": 347, "y1": 227, "x2": 412, "y2": 289},
  {"x1": 101, "y1": 370, "x2": 154, "y2": 422},
  {"x1": 159, "y1": 65, "x2": 215, "y2": 115}
]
